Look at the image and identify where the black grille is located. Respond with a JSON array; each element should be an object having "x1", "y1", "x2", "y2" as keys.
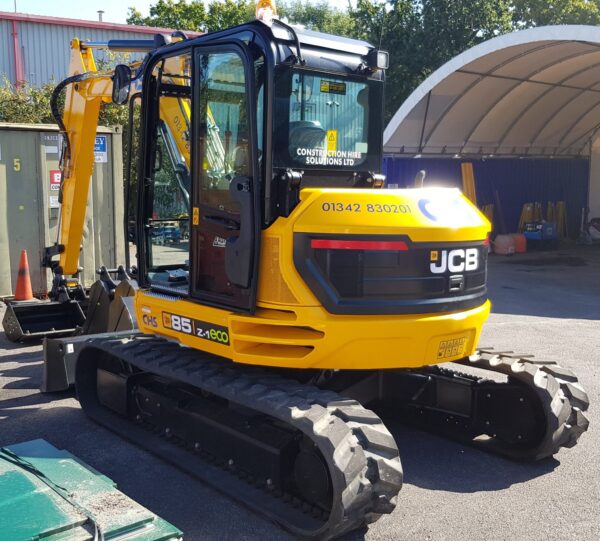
[{"x1": 293, "y1": 235, "x2": 487, "y2": 315}]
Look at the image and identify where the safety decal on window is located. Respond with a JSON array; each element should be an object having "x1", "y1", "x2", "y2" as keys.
[
  {"x1": 326, "y1": 130, "x2": 338, "y2": 153},
  {"x1": 320, "y1": 80, "x2": 346, "y2": 95}
]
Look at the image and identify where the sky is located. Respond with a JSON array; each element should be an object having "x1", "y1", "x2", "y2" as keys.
[{"x1": 0, "y1": 0, "x2": 352, "y2": 24}]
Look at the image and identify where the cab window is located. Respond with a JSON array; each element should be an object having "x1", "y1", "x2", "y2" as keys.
[{"x1": 146, "y1": 51, "x2": 192, "y2": 293}]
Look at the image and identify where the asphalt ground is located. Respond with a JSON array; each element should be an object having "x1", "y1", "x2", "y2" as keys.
[{"x1": 1, "y1": 244, "x2": 599, "y2": 541}]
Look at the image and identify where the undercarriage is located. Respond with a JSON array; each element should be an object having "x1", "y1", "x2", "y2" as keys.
[{"x1": 73, "y1": 335, "x2": 589, "y2": 540}]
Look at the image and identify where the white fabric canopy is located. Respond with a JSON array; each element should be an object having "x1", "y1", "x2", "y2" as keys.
[{"x1": 384, "y1": 25, "x2": 600, "y2": 158}]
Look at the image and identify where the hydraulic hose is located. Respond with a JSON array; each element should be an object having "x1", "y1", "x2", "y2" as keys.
[{"x1": 50, "y1": 72, "x2": 99, "y2": 184}]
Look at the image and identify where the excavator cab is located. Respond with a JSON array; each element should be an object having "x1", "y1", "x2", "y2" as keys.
[{"x1": 133, "y1": 21, "x2": 387, "y2": 314}]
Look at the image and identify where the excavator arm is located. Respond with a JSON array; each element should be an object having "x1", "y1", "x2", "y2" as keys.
[{"x1": 50, "y1": 39, "x2": 114, "y2": 276}]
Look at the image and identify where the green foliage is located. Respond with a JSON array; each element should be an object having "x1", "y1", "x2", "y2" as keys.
[
  {"x1": 0, "y1": 79, "x2": 58, "y2": 124},
  {"x1": 512, "y1": 0, "x2": 600, "y2": 27},
  {"x1": 420, "y1": 0, "x2": 513, "y2": 64},
  {"x1": 127, "y1": 0, "x2": 208, "y2": 30},
  {"x1": 203, "y1": 0, "x2": 255, "y2": 31},
  {"x1": 126, "y1": 0, "x2": 254, "y2": 32},
  {"x1": 127, "y1": 0, "x2": 355, "y2": 35},
  {"x1": 348, "y1": 0, "x2": 391, "y2": 43},
  {"x1": 0, "y1": 77, "x2": 129, "y2": 128},
  {"x1": 278, "y1": 1, "x2": 356, "y2": 37}
]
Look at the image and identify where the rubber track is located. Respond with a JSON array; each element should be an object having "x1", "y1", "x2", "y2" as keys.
[
  {"x1": 75, "y1": 335, "x2": 403, "y2": 540},
  {"x1": 456, "y1": 348, "x2": 590, "y2": 460}
]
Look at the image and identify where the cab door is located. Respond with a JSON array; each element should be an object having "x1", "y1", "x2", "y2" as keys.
[{"x1": 190, "y1": 44, "x2": 260, "y2": 313}]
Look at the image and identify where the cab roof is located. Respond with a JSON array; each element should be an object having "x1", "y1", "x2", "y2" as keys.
[{"x1": 272, "y1": 24, "x2": 374, "y2": 56}]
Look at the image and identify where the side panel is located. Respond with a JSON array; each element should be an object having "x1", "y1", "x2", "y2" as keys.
[{"x1": 135, "y1": 289, "x2": 490, "y2": 370}]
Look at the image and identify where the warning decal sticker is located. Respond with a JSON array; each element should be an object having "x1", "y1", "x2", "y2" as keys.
[{"x1": 320, "y1": 80, "x2": 347, "y2": 95}]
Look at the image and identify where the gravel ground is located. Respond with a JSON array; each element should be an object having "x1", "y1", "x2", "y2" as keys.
[{"x1": 1, "y1": 245, "x2": 599, "y2": 541}]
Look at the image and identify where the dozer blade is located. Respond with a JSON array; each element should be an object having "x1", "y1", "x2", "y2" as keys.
[
  {"x1": 41, "y1": 278, "x2": 139, "y2": 392},
  {"x1": 2, "y1": 300, "x2": 86, "y2": 342},
  {"x1": 41, "y1": 330, "x2": 144, "y2": 392}
]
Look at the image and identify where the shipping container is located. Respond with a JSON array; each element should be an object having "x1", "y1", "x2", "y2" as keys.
[{"x1": 0, "y1": 123, "x2": 125, "y2": 297}]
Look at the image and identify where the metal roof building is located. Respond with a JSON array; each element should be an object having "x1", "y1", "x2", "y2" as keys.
[
  {"x1": 383, "y1": 25, "x2": 600, "y2": 222},
  {"x1": 0, "y1": 11, "x2": 199, "y2": 86}
]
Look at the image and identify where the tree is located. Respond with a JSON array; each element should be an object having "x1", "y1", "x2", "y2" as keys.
[
  {"x1": 127, "y1": 0, "x2": 355, "y2": 35},
  {"x1": 127, "y1": 0, "x2": 254, "y2": 32},
  {"x1": 349, "y1": 0, "x2": 390, "y2": 43},
  {"x1": 278, "y1": 1, "x2": 356, "y2": 37},
  {"x1": 127, "y1": 0, "x2": 210, "y2": 31},
  {"x1": 204, "y1": 0, "x2": 255, "y2": 31},
  {"x1": 512, "y1": 0, "x2": 600, "y2": 27},
  {"x1": 419, "y1": 0, "x2": 513, "y2": 76}
]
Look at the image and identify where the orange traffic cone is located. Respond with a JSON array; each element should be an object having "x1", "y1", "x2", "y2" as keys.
[{"x1": 14, "y1": 249, "x2": 33, "y2": 301}]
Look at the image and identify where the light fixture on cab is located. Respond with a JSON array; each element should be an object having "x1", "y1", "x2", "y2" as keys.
[{"x1": 256, "y1": 0, "x2": 278, "y2": 26}]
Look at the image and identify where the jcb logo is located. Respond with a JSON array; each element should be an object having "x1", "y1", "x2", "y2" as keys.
[{"x1": 430, "y1": 248, "x2": 478, "y2": 274}]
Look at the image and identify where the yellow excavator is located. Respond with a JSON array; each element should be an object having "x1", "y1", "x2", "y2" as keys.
[{"x1": 9, "y1": 3, "x2": 589, "y2": 539}]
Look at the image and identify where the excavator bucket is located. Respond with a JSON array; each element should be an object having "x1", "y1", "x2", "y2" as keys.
[
  {"x1": 2, "y1": 300, "x2": 86, "y2": 342},
  {"x1": 2, "y1": 267, "x2": 137, "y2": 346}
]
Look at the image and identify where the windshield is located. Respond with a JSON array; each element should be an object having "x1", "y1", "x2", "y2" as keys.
[{"x1": 273, "y1": 68, "x2": 383, "y2": 172}]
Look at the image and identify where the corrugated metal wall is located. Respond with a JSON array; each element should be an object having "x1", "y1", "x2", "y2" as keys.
[
  {"x1": 1, "y1": 19, "x2": 154, "y2": 85},
  {"x1": 0, "y1": 20, "x2": 13, "y2": 83},
  {"x1": 19, "y1": 23, "x2": 152, "y2": 85},
  {"x1": 383, "y1": 157, "x2": 589, "y2": 238}
]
